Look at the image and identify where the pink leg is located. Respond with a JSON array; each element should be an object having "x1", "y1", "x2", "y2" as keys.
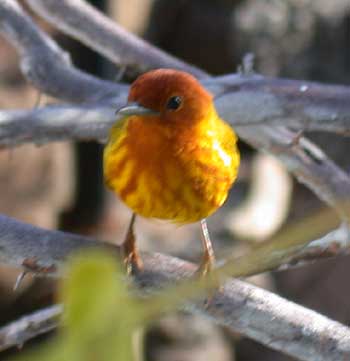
[
  {"x1": 122, "y1": 213, "x2": 143, "y2": 275},
  {"x1": 197, "y1": 219, "x2": 216, "y2": 275}
]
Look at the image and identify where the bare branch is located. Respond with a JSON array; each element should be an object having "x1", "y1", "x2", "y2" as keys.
[
  {"x1": 277, "y1": 223, "x2": 350, "y2": 271},
  {"x1": 0, "y1": 104, "x2": 115, "y2": 147},
  {"x1": 26, "y1": 0, "x2": 206, "y2": 78},
  {"x1": 238, "y1": 126, "x2": 350, "y2": 219},
  {"x1": 24, "y1": 0, "x2": 350, "y2": 134},
  {"x1": 0, "y1": 305, "x2": 61, "y2": 352},
  {"x1": 1, "y1": 116, "x2": 350, "y2": 224},
  {"x1": 18, "y1": 0, "x2": 350, "y2": 135},
  {"x1": 0, "y1": 214, "x2": 115, "y2": 276},
  {"x1": 0, "y1": 0, "x2": 125, "y2": 103},
  {"x1": 2, "y1": 74, "x2": 350, "y2": 147},
  {"x1": 214, "y1": 77, "x2": 350, "y2": 219},
  {"x1": 212, "y1": 74, "x2": 350, "y2": 134},
  {"x1": 212, "y1": 75, "x2": 350, "y2": 219},
  {"x1": 0, "y1": 214, "x2": 350, "y2": 360},
  {"x1": 216, "y1": 223, "x2": 350, "y2": 278}
]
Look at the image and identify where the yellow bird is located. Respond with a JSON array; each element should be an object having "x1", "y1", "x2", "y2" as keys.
[{"x1": 104, "y1": 69, "x2": 240, "y2": 274}]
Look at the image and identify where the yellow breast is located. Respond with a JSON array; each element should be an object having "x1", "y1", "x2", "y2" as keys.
[{"x1": 103, "y1": 113, "x2": 239, "y2": 223}]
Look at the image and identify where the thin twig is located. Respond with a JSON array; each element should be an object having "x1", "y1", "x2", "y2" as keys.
[
  {"x1": 277, "y1": 222, "x2": 350, "y2": 271},
  {"x1": 0, "y1": 214, "x2": 349, "y2": 360},
  {"x1": 13, "y1": 272, "x2": 27, "y2": 291},
  {"x1": 0, "y1": 305, "x2": 62, "y2": 352}
]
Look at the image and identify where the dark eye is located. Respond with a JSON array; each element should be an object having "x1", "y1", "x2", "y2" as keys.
[{"x1": 166, "y1": 96, "x2": 182, "y2": 110}]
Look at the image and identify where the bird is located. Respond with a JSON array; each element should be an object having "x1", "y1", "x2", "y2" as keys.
[{"x1": 103, "y1": 69, "x2": 240, "y2": 275}]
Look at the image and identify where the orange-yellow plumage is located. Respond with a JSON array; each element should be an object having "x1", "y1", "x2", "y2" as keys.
[{"x1": 104, "y1": 69, "x2": 239, "y2": 224}]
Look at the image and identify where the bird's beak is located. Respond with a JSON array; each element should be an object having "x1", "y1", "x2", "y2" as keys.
[{"x1": 116, "y1": 102, "x2": 159, "y2": 116}]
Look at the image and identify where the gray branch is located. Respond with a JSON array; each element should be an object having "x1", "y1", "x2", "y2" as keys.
[
  {"x1": 25, "y1": 0, "x2": 350, "y2": 133},
  {"x1": 212, "y1": 74, "x2": 350, "y2": 133},
  {"x1": 0, "y1": 305, "x2": 62, "y2": 352},
  {"x1": 0, "y1": 213, "x2": 349, "y2": 360},
  {"x1": 1, "y1": 94, "x2": 350, "y2": 221},
  {"x1": 277, "y1": 223, "x2": 350, "y2": 271},
  {"x1": 2, "y1": 75, "x2": 350, "y2": 143},
  {"x1": 0, "y1": 0, "x2": 125, "y2": 103},
  {"x1": 0, "y1": 104, "x2": 115, "y2": 147},
  {"x1": 26, "y1": 0, "x2": 206, "y2": 78},
  {"x1": 218, "y1": 223, "x2": 350, "y2": 278}
]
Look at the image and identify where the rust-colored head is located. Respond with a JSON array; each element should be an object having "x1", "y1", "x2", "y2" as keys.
[{"x1": 125, "y1": 69, "x2": 213, "y2": 125}]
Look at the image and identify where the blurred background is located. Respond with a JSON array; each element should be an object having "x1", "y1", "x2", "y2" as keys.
[{"x1": 0, "y1": 0, "x2": 349, "y2": 360}]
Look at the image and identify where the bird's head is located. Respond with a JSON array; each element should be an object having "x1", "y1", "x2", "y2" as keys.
[{"x1": 117, "y1": 69, "x2": 214, "y2": 126}]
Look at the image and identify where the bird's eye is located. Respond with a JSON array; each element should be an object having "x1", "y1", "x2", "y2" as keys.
[{"x1": 166, "y1": 96, "x2": 182, "y2": 110}]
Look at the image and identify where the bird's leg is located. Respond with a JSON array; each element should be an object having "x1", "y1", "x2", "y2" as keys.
[
  {"x1": 196, "y1": 219, "x2": 222, "y2": 305},
  {"x1": 197, "y1": 219, "x2": 216, "y2": 276},
  {"x1": 122, "y1": 213, "x2": 143, "y2": 275}
]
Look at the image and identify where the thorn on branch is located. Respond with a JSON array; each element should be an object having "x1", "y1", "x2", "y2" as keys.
[
  {"x1": 115, "y1": 66, "x2": 127, "y2": 82},
  {"x1": 22, "y1": 257, "x2": 57, "y2": 275},
  {"x1": 238, "y1": 53, "x2": 255, "y2": 75},
  {"x1": 301, "y1": 146, "x2": 324, "y2": 166},
  {"x1": 13, "y1": 272, "x2": 27, "y2": 291},
  {"x1": 288, "y1": 130, "x2": 304, "y2": 147},
  {"x1": 33, "y1": 90, "x2": 43, "y2": 109}
]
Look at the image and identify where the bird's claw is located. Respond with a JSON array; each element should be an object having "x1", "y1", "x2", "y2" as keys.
[
  {"x1": 123, "y1": 249, "x2": 143, "y2": 276},
  {"x1": 195, "y1": 255, "x2": 222, "y2": 308}
]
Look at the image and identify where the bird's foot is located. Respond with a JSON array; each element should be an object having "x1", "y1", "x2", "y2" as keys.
[
  {"x1": 196, "y1": 250, "x2": 215, "y2": 277},
  {"x1": 121, "y1": 213, "x2": 143, "y2": 276},
  {"x1": 123, "y1": 246, "x2": 143, "y2": 276},
  {"x1": 195, "y1": 253, "x2": 222, "y2": 307}
]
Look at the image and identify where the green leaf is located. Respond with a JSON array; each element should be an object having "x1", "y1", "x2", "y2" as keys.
[{"x1": 11, "y1": 250, "x2": 143, "y2": 361}]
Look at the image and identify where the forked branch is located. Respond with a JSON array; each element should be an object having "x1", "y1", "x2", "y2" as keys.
[{"x1": 0, "y1": 214, "x2": 349, "y2": 360}]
